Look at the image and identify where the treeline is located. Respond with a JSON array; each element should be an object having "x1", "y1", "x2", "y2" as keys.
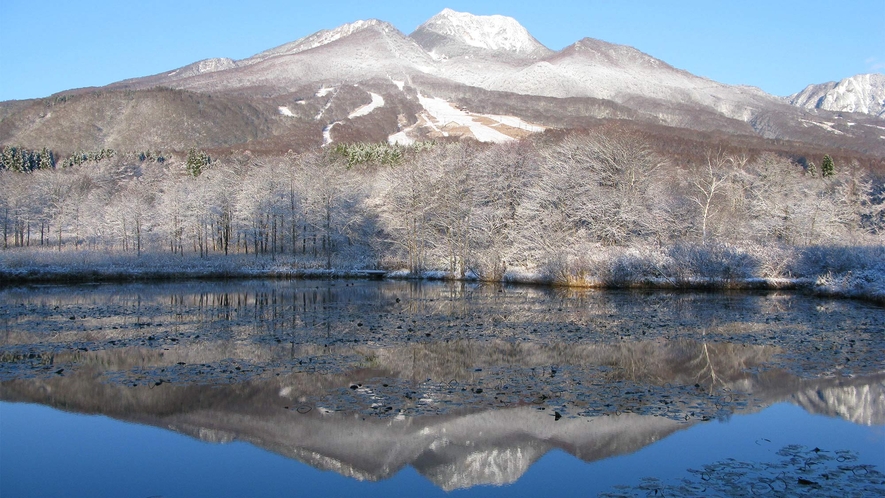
[
  {"x1": 0, "y1": 131, "x2": 882, "y2": 282},
  {"x1": 0, "y1": 146, "x2": 55, "y2": 172},
  {"x1": 0, "y1": 145, "x2": 169, "y2": 171}
]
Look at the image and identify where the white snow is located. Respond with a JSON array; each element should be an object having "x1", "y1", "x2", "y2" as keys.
[
  {"x1": 476, "y1": 113, "x2": 546, "y2": 132},
  {"x1": 348, "y1": 92, "x2": 385, "y2": 118},
  {"x1": 316, "y1": 86, "x2": 335, "y2": 97},
  {"x1": 322, "y1": 122, "x2": 340, "y2": 146},
  {"x1": 417, "y1": 8, "x2": 547, "y2": 54},
  {"x1": 278, "y1": 106, "x2": 296, "y2": 117},
  {"x1": 417, "y1": 94, "x2": 515, "y2": 143},
  {"x1": 799, "y1": 119, "x2": 845, "y2": 135},
  {"x1": 419, "y1": 112, "x2": 446, "y2": 136},
  {"x1": 277, "y1": 19, "x2": 387, "y2": 56},
  {"x1": 390, "y1": 78, "x2": 405, "y2": 91},
  {"x1": 315, "y1": 88, "x2": 337, "y2": 120},
  {"x1": 388, "y1": 130, "x2": 414, "y2": 145},
  {"x1": 789, "y1": 73, "x2": 885, "y2": 117}
]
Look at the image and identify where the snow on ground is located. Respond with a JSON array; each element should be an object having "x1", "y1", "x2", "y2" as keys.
[
  {"x1": 316, "y1": 86, "x2": 335, "y2": 97},
  {"x1": 389, "y1": 78, "x2": 405, "y2": 91},
  {"x1": 799, "y1": 119, "x2": 845, "y2": 135},
  {"x1": 315, "y1": 89, "x2": 337, "y2": 120},
  {"x1": 418, "y1": 112, "x2": 446, "y2": 137},
  {"x1": 417, "y1": 93, "x2": 514, "y2": 143},
  {"x1": 322, "y1": 122, "x2": 340, "y2": 146},
  {"x1": 476, "y1": 113, "x2": 546, "y2": 132},
  {"x1": 388, "y1": 130, "x2": 414, "y2": 145},
  {"x1": 348, "y1": 92, "x2": 385, "y2": 118},
  {"x1": 278, "y1": 106, "x2": 296, "y2": 117}
]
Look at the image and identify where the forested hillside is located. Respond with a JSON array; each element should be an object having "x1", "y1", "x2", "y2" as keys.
[{"x1": 1, "y1": 129, "x2": 883, "y2": 299}]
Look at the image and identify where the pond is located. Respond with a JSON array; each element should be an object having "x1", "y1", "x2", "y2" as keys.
[{"x1": 0, "y1": 280, "x2": 883, "y2": 497}]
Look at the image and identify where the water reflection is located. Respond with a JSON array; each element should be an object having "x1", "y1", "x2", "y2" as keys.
[{"x1": 1, "y1": 280, "x2": 883, "y2": 491}]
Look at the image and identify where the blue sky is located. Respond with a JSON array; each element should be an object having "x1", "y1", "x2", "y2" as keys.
[{"x1": 1, "y1": 0, "x2": 882, "y2": 101}]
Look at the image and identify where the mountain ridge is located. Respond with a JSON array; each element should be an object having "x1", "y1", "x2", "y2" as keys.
[{"x1": 2, "y1": 9, "x2": 883, "y2": 158}]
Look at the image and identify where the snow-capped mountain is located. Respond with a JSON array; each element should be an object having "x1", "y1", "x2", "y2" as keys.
[
  {"x1": 250, "y1": 19, "x2": 402, "y2": 60},
  {"x1": 789, "y1": 73, "x2": 885, "y2": 118},
  {"x1": 410, "y1": 8, "x2": 552, "y2": 58},
  {"x1": 3, "y1": 9, "x2": 883, "y2": 157}
]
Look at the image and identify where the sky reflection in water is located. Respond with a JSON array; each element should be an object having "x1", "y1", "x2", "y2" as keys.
[
  {"x1": 0, "y1": 281, "x2": 883, "y2": 496},
  {"x1": 2, "y1": 401, "x2": 882, "y2": 497}
]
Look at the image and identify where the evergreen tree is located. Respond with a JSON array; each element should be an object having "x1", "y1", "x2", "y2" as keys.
[
  {"x1": 186, "y1": 147, "x2": 210, "y2": 177},
  {"x1": 821, "y1": 154, "x2": 835, "y2": 178},
  {"x1": 806, "y1": 161, "x2": 817, "y2": 177}
]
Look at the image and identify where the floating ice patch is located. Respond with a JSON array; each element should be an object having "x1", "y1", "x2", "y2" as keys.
[{"x1": 348, "y1": 93, "x2": 385, "y2": 118}]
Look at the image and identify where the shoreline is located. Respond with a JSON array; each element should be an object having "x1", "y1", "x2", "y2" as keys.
[{"x1": 2, "y1": 263, "x2": 881, "y2": 305}]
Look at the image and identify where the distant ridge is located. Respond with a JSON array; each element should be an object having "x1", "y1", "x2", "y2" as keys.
[{"x1": 1, "y1": 9, "x2": 882, "y2": 157}]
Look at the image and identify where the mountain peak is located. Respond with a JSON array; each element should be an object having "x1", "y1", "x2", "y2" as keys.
[
  {"x1": 252, "y1": 19, "x2": 397, "y2": 60},
  {"x1": 789, "y1": 73, "x2": 885, "y2": 118},
  {"x1": 411, "y1": 9, "x2": 550, "y2": 57}
]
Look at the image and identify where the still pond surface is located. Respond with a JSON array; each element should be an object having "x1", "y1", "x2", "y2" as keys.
[{"x1": 0, "y1": 280, "x2": 883, "y2": 497}]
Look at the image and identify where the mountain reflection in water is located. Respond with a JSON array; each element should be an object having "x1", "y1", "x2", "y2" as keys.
[{"x1": 0, "y1": 280, "x2": 883, "y2": 491}]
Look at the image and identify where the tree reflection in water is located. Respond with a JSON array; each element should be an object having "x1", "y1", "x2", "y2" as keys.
[{"x1": 0, "y1": 280, "x2": 883, "y2": 491}]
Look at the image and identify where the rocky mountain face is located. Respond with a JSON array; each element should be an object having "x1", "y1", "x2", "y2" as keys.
[
  {"x1": 1, "y1": 9, "x2": 883, "y2": 158},
  {"x1": 789, "y1": 73, "x2": 885, "y2": 118}
]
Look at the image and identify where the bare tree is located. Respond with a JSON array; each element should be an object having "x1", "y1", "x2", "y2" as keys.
[{"x1": 688, "y1": 150, "x2": 732, "y2": 245}]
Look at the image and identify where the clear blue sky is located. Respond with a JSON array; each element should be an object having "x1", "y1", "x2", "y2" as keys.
[{"x1": 1, "y1": 0, "x2": 882, "y2": 101}]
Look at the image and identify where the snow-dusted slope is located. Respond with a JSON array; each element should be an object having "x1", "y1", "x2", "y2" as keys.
[
  {"x1": 411, "y1": 8, "x2": 551, "y2": 58},
  {"x1": 173, "y1": 22, "x2": 435, "y2": 94},
  {"x1": 251, "y1": 19, "x2": 394, "y2": 60},
  {"x1": 166, "y1": 58, "x2": 238, "y2": 78},
  {"x1": 27, "y1": 9, "x2": 884, "y2": 155},
  {"x1": 789, "y1": 73, "x2": 885, "y2": 118}
]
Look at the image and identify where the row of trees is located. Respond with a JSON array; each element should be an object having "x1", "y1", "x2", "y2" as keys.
[
  {"x1": 0, "y1": 146, "x2": 55, "y2": 172},
  {"x1": 1, "y1": 132, "x2": 881, "y2": 278}
]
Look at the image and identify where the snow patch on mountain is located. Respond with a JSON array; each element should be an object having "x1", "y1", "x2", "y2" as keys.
[
  {"x1": 278, "y1": 106, "x2": 296, "y2": 117},
  {"x1": 348, "y1": 92, "x2": 385, "y2": 118},
  {"x1": 799, "y1": 119, "x2": 845, "y2": 135},
  {"x1": 418, "y1": 94, "x2": 515, "y2": 143},
  {"x1": 789, "y1": 73, "x2": 885, "y2": 118},
  {"x1": 388, "y1": 130, "x2": 414, "y2": 145},
  {"x1": 475, "y1": 113, "x2": 546, "y2": 132},
  {"x1": 316, "y1": 86, "x2": 335, "y2": 97},
  {"x1": 412, "y1": 8, "x2": 549, "y2": 56},
  {"x1": 322, "y1": 122, "x2": 340, "y2": 146}
]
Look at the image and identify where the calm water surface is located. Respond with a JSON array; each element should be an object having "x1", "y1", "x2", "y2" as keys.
[{"x1": 1, "y1": 280, "x2": 883, "y2": 497}]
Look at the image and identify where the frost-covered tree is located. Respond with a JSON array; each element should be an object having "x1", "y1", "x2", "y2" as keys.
[
  {"x1": 186, "y1": 148, "x2": 211, "y2": 177},
  {"x1": 687, "y1": 150, "x2": 732, "y2": 245}
]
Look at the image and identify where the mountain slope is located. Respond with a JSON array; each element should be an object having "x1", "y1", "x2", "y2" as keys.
[
  {"x1": 1, "y1": 9, "x2": 883, "y2": 157},
  {"x1": 789, "y1": 73, "x2": 885, "y2": 118}
]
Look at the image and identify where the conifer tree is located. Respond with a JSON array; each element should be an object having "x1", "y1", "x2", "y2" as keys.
[
  {"x1": 186, "y1": 148, "x2": 210, "y2": 177},
  {"x1": 821, "y1": 154, "x2": 835, "y2": 178}
]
